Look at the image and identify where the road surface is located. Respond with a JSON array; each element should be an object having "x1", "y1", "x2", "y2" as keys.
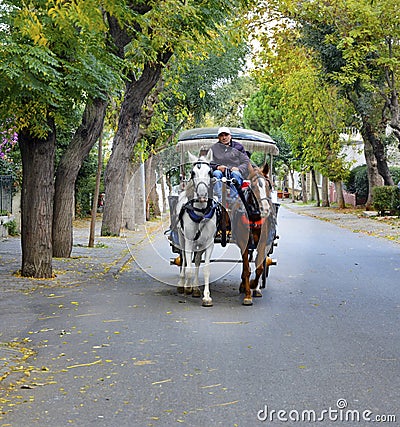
[{"x1": 1, "y1": 206, "x2": 399, "y2": 426}]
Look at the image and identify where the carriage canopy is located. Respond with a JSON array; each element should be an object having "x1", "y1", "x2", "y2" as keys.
[{"x1": 177, "y1": 127, "x2": 279, "y2": 157}]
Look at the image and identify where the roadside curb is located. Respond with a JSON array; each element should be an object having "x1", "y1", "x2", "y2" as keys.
[{"x1": 280, "y1": 201, "x2": 400, "y2": 244}]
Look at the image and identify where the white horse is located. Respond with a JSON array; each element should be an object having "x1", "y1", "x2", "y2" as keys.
[{"x1": 176, "y1": 151, "x2": 218, "y2": 307}]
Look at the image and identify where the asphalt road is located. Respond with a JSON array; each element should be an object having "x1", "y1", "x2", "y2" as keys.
[{"x1": 1, "y1": 206, "x2": 399, "y2": 427}]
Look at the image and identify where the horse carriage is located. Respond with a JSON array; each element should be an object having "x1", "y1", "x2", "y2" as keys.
[{"x1": 166, "y1": 127, "x2": 280, "y2": 306}]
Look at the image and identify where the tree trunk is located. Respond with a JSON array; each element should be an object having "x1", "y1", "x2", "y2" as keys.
[
  {"x1": 101, "y1": 58, "x2": 170, "y2": 236},
  {"x1": 289, "y1": 169, "x2": 295, "y2": 202},
  {"x1": 134, "y1": 162, "x2": 146, "y2": 225},
  {"x1": 301, "y1": 173, "x2": 308, "y2": 203},
  {"x1": 145, "y1": 155, "x2": 161, "y2": 220},
  {"x1": 89, "y1": 130, "x2": 103, "y2": 248},
  {"x1": 321, "y1": 175, "x2": 330, "y2": 207},
  {"x1": 383, "y1": 54, "x2": 400, "y2": 150},
  {"x1": 388, "y1": 93, "x2": 400, "y2": 149},
  {"x1": 311, "y1": 168, "x2": 320, "y2": 206},
  {"x1": 361, "y1": 115, "x2": 394, "y2": 186},
  {"x1": 101, "y1": 12, "x2": 173, "y2": 236},
  {"x1": 52, "y1": 98, "x2": 107, "y2": 257},
  {"x1": 18, "y1": 121, "x2": 56, "y2": 278},
  {"x1": 363, "y1": 138, "x2": 384, "y2": 209},
  {"x1": 122, "y1": 161, "x2": 147, "y2": 230},
  {"x1": 159, "y1": 162, "x2": 167, "y2": 213},
  {"x1": 334, "y1": 181, "x2": 346, "y2": 209}
]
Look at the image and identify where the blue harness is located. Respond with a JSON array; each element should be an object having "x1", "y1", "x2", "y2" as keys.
[{"x1": 179, "y1": 199, "x2": 219, "y2": 241}]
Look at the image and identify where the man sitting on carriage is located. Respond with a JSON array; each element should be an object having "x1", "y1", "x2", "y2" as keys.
[{"x1": 210, "y1": 127, "x2": 250, "y2": 203}]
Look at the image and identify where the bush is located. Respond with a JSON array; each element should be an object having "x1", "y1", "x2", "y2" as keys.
[
  {"x1": 344, "y1": 165, "x2": 368, "y2": 204},
  {"x1": 372, "y1": 186, "x2": 400, "y2": 215},
  {"x1": 3, "y1": 219, "x2": 18, "y2": 236},
  {"x1": 390, "y1": 166, "x2": 400, "y2": 187}
]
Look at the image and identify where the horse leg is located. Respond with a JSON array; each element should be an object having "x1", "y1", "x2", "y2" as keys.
[
  {"x1": 202, "y1": 247, "x2": 213, "y2": 307},
  {"x1": 241, "y1": 248, "x2": 252, "y2": 305},
  {"x1": 177, "y1": 251, "x2": 185, "y2": 294},
  {"x1": 184, "y1": 250, "x2": 193, "y2": 295},
  {"x1": 251, "y1": 243, "x2": 266, "y2": 298},
  {"x1": 250, "y1": 257, "x2": 263, "y2": 298},
  {"x1": 239, "y1": 246, "x2": 247, "y2": 293},
  {"x1": 192, "y1": 252, "x2": 202, "y2": 298}
]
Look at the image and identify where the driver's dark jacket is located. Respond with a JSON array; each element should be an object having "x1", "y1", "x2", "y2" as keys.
[{"x1": 210, "y1": 140, "x2": 249, "y2": 178}]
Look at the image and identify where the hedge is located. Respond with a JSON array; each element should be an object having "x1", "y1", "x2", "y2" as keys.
[{"x1": 372, "y1": 185, "x2": 400, "y2": 215}]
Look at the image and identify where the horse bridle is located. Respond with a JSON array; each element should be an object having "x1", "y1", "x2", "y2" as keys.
[
  {"x1": 248, "y1": 172, "x2": 270, "y2": 217},
  {"x1": 191, "y1": 161, "x2": 214, "y2": 200}
]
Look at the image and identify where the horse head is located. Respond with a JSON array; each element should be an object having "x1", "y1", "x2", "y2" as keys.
[
  {"x1": 187, "y1": 151, "x2": 213, "y2": 203},
  {"x1": 247, "y1": 167, "x2": 271, "y2": 218}
]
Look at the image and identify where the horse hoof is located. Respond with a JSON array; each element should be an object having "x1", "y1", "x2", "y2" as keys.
[
  {"x1": 253, "y1": 289, "x2": 262, "y2": 298},
  {"x1": 184, "y1": 287, "x2": 193, "y2": 295},
  {"x1": 192, "y1": 288, "x2": 201, "y2": 298},
  {"x1": 202, "y1": 300, "x2": 213, "y2": 307},
  {"x1": 177, "y1": 286, "x2": 184, "y2": 294},
  {"x1": 242, "y1": 298, "x2": 253, "y2": 306}
]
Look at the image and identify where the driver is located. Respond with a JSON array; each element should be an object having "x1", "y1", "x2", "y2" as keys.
[{"x1": 210, "y1": 127, "x2": 250, "y2": 202}]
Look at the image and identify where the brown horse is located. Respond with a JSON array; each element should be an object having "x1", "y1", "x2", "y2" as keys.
[{"x1": 230, "y1": 165, "x2": 277, "y2": 305}]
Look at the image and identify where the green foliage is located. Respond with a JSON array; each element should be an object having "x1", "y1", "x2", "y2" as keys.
[
  {"x1": 278, "y1": 0, "x2": 400, "y2": 151},
  {"x1": 3, "y1": 219, "x2": 18, "y2": 236},
  {"x1": 0, "y1": 0, "x2": 122, "y2": 138},
  {"x1": 346, "y1": 166, "x2": 400, "y2": 206},
  {"x1": 344, "y1": 165, "x2": 369, "y2": 200},
  {"x1": 75, "y1": 145, "x2": 104, "y2": 217},
  {"x1": 250, "y1": 152, "x2": 266, "y2": 167},
  {"x1": 161, "y1": 38, "x2": 251, "y2": 127},
  {"x1": 211, "y1": 74, "x2": 258, "y2": 128},
  {"x1": 372, "y1": 186, "x2": 400, "y2": 215},
  {"x1": 243, "y1": 82, "x2": 283, "y2": 133},
  {"x1": 390, "y1": 166, "x2": 400, "y2": 186},
  {"x1": 0, "y1": 147, "x2": 21, "y2": 192}
]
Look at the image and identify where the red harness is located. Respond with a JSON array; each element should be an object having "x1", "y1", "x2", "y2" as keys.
[{"x1": 241, "y1": 214, "x2": 265, "y2": 228}]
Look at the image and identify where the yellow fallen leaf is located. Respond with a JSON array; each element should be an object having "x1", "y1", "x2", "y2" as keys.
[
  {"x1": 210, "y1": 400, "x2": 240, "y2": 407},
  {"x1": 134, "y1": 360, "x2": 156, "y2": 366},
  {"x1": 67, "y1": 359, "x2": 102, "y2": 369},
  {"x1": 200, "y1": 384, "x2": 221, "y2": 389},
  {"x1": 152, "y1": 378, "x2": 172, "y2": 385},
  {"x1": 212, "y1": 321, "x2": 248, "y2": 325}
]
